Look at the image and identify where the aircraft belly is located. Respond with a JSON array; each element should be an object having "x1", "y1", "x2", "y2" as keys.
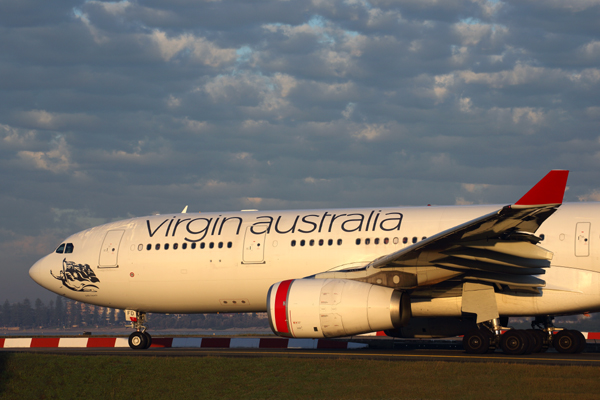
[{"x1": 125, "y1": 279, "x2": 271, "y2": 313}]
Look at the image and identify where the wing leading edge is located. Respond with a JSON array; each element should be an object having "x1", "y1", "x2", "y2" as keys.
[{"x1": 315, "y1": 170, "x2": 569, "y2": 293}]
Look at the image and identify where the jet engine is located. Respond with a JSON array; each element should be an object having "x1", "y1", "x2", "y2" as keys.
[{"x1": 267, "y1": 278, "x2": 410, "y2": 338}]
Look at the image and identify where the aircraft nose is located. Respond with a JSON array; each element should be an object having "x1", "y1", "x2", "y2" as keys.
[{"x1": 29, "y1": 256, "x2": 50, "y2": 288}]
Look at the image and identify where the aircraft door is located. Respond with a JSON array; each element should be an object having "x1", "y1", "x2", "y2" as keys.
[
  {"x1": 575, "y1": 222, "x2": 590, "y2": 257},
  {"x1": 99, "y1": 230, "x2": 125, "y2": 267},
  {"x1": 242, "y1": 226, "x2": 266, "y2": 264}
]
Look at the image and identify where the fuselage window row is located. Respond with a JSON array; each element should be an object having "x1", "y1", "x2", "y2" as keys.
[
  {"x1": 290, "y1": 239, "x2": 344, "y2": 247},
  {"x1": 353, "y1": 237, "x2": 404, "y2": 245},
  {"x1": 141, "y1": 241, "x2": 233, "y2": 251}
]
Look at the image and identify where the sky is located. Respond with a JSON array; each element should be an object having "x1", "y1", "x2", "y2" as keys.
[{"x1": 1, "y1": 0, "x2": 600, "y2": 303}]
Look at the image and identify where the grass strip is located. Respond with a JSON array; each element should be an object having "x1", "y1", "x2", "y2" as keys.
[{"x1": 0, "y1": 353, "x2": 598, "y2": 399}]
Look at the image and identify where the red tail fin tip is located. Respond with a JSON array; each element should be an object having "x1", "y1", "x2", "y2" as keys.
[{"x1": 514, "y1": 170, "x2": 569, "y2": 206}]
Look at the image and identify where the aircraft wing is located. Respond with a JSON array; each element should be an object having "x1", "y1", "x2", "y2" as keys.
[
  {"x1": 317, "y1": 170, "x2": 569, "y2": 292},
  {"x1": 372, "y1": 170, "x2": 568, "y2": 289}
]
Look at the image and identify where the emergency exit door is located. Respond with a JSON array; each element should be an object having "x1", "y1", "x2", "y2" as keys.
[
  {"x1": 99, "y1": 230, "x2": 124, "y2": 267},
  {"x1": 242, "y1": 226, "x2": 266, "y2": 264}
]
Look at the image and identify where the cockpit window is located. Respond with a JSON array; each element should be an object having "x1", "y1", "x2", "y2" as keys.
[
  {"x1": 65, "y1": 243, "x2": 74, "y2": 253},
  {"x1": 55, "y1": 243, "x2": 66, "y2": 254}
]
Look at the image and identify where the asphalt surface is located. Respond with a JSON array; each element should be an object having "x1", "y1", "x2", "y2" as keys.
[{"x1": 4, "y1": 347, "x2": 600, "y2": 366}]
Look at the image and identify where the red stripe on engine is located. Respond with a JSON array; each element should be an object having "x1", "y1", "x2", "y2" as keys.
[{"x1": 274, "y1": 279, "x2": 293, "y2": 335}]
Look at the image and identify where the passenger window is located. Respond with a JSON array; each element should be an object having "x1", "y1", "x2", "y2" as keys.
[
  {"x1": 227, "y1": 242, "x2": 232, "y2": 248},
  {"x1": 164, "y1": 243, "x2": 170, "y2": 250},
  {"x1": 309, "y1": 239, "x2": 315, "y2": 246},
  {"x1": 173, "y1": 243, "x2": 178, "y2": 250},
  {"x1": 300, "y1": 240, "x2": 305, "y2": 247},
  {"x1": 319, "y1": 239, "x2": 324, "y2": 246},
  {"x1": 147, "y1": 244, "x2": 152, "y2": 250},
  {"x1": 540, "y1": 234, "x2": 545, "y2": 241},
  {"x1": 384, "y1": 238, "x2": 389, "y2": 244},
  {"x1": 337, "y1": 239, "x2": 342, "y2": 245},
  {"x1": 65, "y1": 243, "x2": 74, "y2": 253},
  {"x1": 182, "y1": 243, "x2": 187, "y2": 250},
  {"x1": 55, "y1": 243, "x2": 65, "y2": 254},
  {"x1": 412, "y1": 237, "x2": 417, "y2": 244},
  {"x1": 374, "y1": 238, "x2": 379, "y2": 245},
  {"x1": 218, "y1": 242, "x2": 223, "y2": 249},
  {"x1": 422, "y1": 236, "x2": 427, "y2": 241},
  {"x1": 138, "y1": 244, "x2": 143, "y2": 251},
  {"x1": 365, "y1": 238, "x2": 371, "y2": 245},
  {"x1": 356, "y1": 238, "x2": 361, "y2": 245},
  {"x1": 402, "y1": 237, "x2": 408, "y2": 244},
  {"x1": 328, "y1": 239, "x2": 333, "y2": 246},
  {"x1": 209, "y1": 242, "x2": 214, "y2": 249},
  {"x1": 291, "y1": 240, "x2": 296, "y2": 247},
  {"x1": 200, "y1": 242, "x2": 205, "y2": 249},
  {"x1": 155, "y1": 244, "x2": 161, "y2": 250}
]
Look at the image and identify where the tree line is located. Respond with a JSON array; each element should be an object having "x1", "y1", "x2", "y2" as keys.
[{"x1": 0, "y1": 296, "x2": 270, "y2": 330}]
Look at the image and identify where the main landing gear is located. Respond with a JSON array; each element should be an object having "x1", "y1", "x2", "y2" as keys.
[
  {"x1": 463, "y1": 316, "x2": 586, "y2": 355},
  {"x1": 126, "y1": 310, "x2": 152, "y2": 350}
]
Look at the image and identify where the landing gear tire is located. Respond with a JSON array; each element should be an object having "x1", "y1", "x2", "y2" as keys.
[
  {"x1": 482, "y1": 329, "x2": 497, "y2": 353},
  {"x1": 554, "y1": 330, "x2": 581, "y2": 354},
  {"x1": 521, "y1": 330, "x2": 536, "y2": 354},
  {"x1": 128, "y1": 331, "x2": 148, "y2": 350},
  {"x1": 500, "y1": 330, "x2": 529, "y2": 355},
  {"x1": 143, "y1": 332, "x2": 152, "y2": 349},
  {"x1": 527, "y1": 329, "x2": 545, "y2": 353},
  {"x1": 463, "y1": 330, "x2": 490, "y2": 354},
  {"x1": 574, "y1": 330, "x2": 587, "y2": 353}
]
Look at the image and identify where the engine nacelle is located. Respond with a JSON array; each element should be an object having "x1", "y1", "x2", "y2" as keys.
[{"x1": 267, "y1": 278, "x2": 410, "y2": 338}]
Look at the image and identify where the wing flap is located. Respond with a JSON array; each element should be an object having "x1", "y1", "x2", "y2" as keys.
[{"x1": 463, "y1": 273, "x2": 546, "y2": 288}]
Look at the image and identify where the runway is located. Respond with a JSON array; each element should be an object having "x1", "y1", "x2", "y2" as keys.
[{"x1": 4, "y1": 347, "x2": 600, "y2": 366}]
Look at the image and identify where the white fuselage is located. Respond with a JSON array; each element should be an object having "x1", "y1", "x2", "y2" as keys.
[{"x1": 29, "y1": 203, "x2": 600, "y2": 318}]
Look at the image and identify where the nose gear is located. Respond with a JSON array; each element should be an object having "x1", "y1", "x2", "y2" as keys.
[{"x1": 125, "y1": 310, "x2": 152, "y2": 350}]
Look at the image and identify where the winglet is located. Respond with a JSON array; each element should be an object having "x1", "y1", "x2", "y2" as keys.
[{"x1": 514, "y1": 170, "x2": 569, "y2": 206}]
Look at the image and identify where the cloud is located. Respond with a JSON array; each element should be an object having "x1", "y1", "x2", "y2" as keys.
[
  {"x1": 578, "y1": 190, "x2": 600, "y2": 202},
  {"x1": 2, "y1": 0, "x2": 600, "y2": 302},
  {"x1": 17, "y1": 136, "x2": 77, "y2": 174},
  {"x1": 150, "y1": 30, "x2": 237, "y2": 66},
  {"x1": 462, "y1": 183, "x2": 490, "y2": 193}
]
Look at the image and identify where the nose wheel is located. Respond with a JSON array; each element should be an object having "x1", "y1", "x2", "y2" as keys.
[
  {"x1": 128, "y1": 331, "x2": 152, "y2": 349},
  {"x1": 126, "y1": 310, "x2": 153, "y2": 350}
]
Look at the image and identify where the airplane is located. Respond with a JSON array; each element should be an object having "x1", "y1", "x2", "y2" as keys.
[{"x1": 28, "y1": 170, "x2": 599, "y2": 354}]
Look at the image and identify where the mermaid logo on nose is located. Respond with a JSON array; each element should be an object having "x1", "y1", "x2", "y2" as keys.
[{"x1": 51, "y1": 258, "x2": 100, "y2": 292}]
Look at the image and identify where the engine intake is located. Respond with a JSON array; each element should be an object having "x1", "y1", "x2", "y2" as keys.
[{"x1": 267, "y1": 278, "x2": 410, "y2": 338}]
